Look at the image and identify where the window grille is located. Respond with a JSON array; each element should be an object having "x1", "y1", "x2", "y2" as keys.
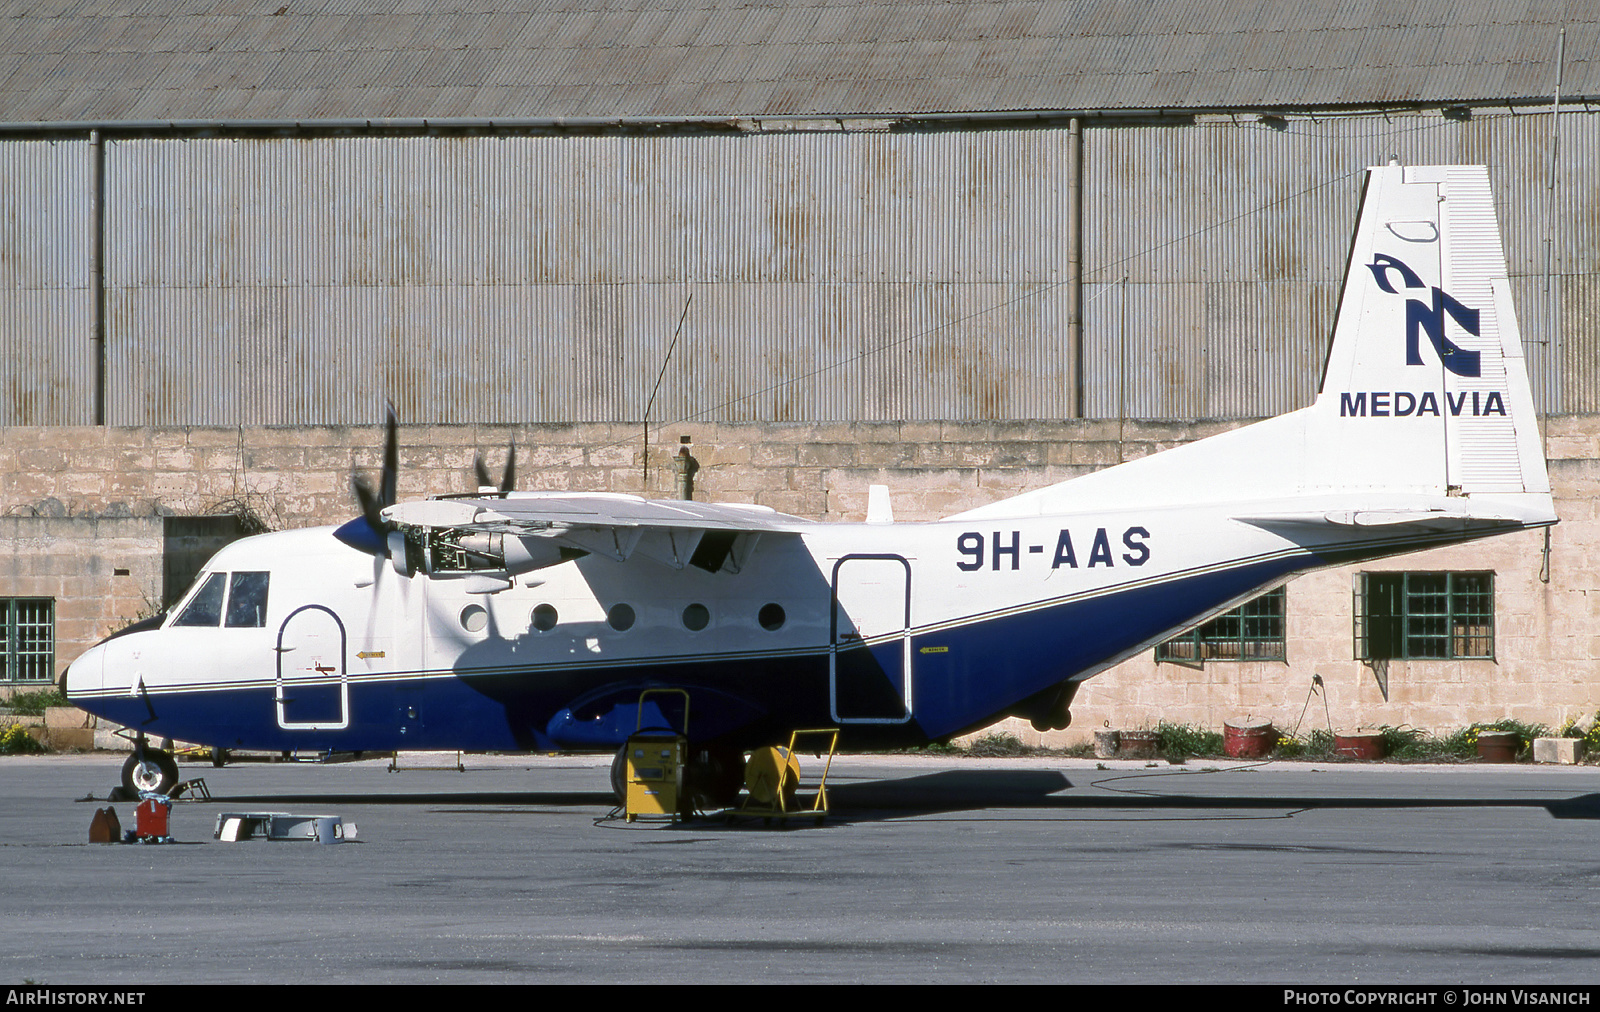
[
  {"x1": 1156, "y1": 586, "x2": 1286, "y2": 664},
  {"x1": 1354, "y1": 572, "x2": 1494, "y2": 661},
  {"x1": 1, "y1": 598, "x2": 55, "y2": 683}
]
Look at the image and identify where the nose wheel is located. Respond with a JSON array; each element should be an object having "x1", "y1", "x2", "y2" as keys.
[{"x1": 121, "y1": 748, "x2": 179, "y2": 795}]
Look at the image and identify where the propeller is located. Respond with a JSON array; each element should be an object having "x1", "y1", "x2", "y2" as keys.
[
  {"x1": 473, "y1": 440, "x2": 516, "y2": 494},
  {"x1": 353, "y1": 400, "x2": 399, "y2": 531},
  {"x1": 333, "y1": 405, "x2": 521, "y2": 573},
  {"x1": 334, "y1": 401, "x2": 400, "y2": 555}
]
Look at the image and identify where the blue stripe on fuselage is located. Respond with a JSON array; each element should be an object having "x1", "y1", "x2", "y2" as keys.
[{"x1": 78, "y1": 556, "x2": 1307, "y2": 753}]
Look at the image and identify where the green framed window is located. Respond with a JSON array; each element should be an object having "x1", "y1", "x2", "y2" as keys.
[
  {"x1": 1156, "y1": 586, "x2": 1286, "y2": 664},
  {"x1": 1354, "y1": 572, "x2": 1494, "y2": 661},
  {"x1": 1, "y1": 598, "x2": 55, "y2": 683}
]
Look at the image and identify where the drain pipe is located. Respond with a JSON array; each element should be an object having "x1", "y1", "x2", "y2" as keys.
[
  {"x1": 1067, "y1": 116, "x2": 1084, "y2": 418},
  {"x1": 90, "y1": 129, "x2": 106, "y2": 425}
]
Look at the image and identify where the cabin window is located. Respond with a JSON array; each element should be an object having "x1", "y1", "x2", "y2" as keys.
[
  {"x1": 0, "y1": 598, "x2": 54, "y2": 683},
  {"x1": 1155, "y1": 586, "x2": 1286, "y2": 665},
  {"x1": 172, "y1": 573, "x2": 226, "y2": 627},
  {"x1": 531, "y1": 604, "x2": 559, "y2": 632},
  {"x1": 606, "y1": 604, "x2": 635, "y2": 632},
  {"x1": 225, "y1": 572, "x2": 270, "y2": 628},
  {"x1": 758, "y1": 603, "x2": 786, "y2": 631},
  {"x1": 1354, "y1": 572, "x2": 1493, "y2": 661},
  {"x1": 681, "y1": 603, "x2": 710, "y2": 631}
]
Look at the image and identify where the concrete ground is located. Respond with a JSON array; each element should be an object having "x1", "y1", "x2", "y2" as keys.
[{"x1": 3, "y1": 751, "x2": 1599, "y2": 985}]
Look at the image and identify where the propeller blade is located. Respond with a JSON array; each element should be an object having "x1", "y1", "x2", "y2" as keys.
[
  {"x1": 335, "y1": 403, "x2": 402, "y2": 555},
  {"x1": 352, "y1": 473, "x2": 384, "y2": 531},
  {"x1": 379, "y1": 400, "x2": 398, "y2": 509},
  {"x1": 473, "y1": 452, "x2": 493, "y2": 491}
]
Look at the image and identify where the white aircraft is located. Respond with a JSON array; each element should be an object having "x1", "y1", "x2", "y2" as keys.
[{"x1": 65, "y1": 164, "x2": 1556, "y2": 805}]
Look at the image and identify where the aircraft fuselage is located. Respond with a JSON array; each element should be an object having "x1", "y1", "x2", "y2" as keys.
[{"x1": 64, "y1": 492, "x2": 1509, "y2": 756}]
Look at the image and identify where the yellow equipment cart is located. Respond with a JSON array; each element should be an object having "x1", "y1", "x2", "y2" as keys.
[{"x1": 737, "y1": 728, "x2": 839, "y2": 826}]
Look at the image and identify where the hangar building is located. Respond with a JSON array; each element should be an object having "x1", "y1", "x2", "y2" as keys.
[{"x1": 2, "y1": 0, "x2": 1597, "y2": 743}]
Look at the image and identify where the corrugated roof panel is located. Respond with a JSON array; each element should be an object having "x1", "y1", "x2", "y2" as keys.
[
  {"x1": 745, "y1": 39, "x2": 797, "y2": 83},
  {"x1": 9, "y1": 3, "x2": 1600, "y2": 122},
  {"x1": 1, "y1": 18, "x2": 50, "y2": 57},
  {"x1": 388, "y1": 13, "x2": 450, "y2": 49},
  {"x1": 325, "y1": 13, "x2": 390, "y2": 51},
  {"x1": 1503, "y1": 22, "x2": 1566, "y2": 64},
  {"x1": 282, "y1": 15, "x2": 352, "y2": 52},
  {"x1": 2, "y1": 53, "x2": 67, "y2": 93},
  {"x1": 1502, "y1": 60, "x2": 1556, "y2": 98},
  {"x1": 101, "y1": 15, "x2": 166, "y2": 52},
  {"x1": 655, "y1": 6, "x2": 720, "y2": 49},
  {"x1": 39, "y1": 12, "x2": 106, "y2": 55}
]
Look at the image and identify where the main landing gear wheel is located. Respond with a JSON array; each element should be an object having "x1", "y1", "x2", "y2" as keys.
[
  {"x1": 121, "y1": 749, "x2": 179, "y2": 795},
  {"x1": 610, "y1": 745, "x2": 629, "y2": 805}
]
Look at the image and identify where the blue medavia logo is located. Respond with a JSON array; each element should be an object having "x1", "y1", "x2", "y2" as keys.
[{"x1": 1365, "y1": 254, "x2": 1482, "y2": 378}]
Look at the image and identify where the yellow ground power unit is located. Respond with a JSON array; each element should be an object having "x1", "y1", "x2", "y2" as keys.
[{"x1": 623, "y1": 688, "x2": 690, "y2": 822}]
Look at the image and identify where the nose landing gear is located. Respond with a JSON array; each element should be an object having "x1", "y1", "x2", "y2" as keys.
[{"x1": 121, "y1": 742, "x2": 179, "y2": 796}]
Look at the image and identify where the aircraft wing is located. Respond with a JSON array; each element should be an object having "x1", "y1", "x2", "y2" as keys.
[
  {"x1": 381, "y1": 494, "x2": 812, "y2": 572},
  {"x1": 384, "y1": 494, "x2": 810, "y2": 534}
]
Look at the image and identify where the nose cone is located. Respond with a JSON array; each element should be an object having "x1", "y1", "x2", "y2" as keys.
[{"x1": 63, "y1": 641, "x2": 106, "y2": 700}]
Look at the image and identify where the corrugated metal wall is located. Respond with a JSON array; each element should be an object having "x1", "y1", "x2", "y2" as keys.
[
  {"x1": 102, "y1": 130, "x2": 1071, "y2": 425},
  {"x1": 0, "y1": 139, "x2": 93, "y2": 425},
  {"x1": 1, "y1": 111, "x2": 1595, "y2": 426},
  {"x1": 1081, "y1": 111, "x2": 1585, "y2": 419}
]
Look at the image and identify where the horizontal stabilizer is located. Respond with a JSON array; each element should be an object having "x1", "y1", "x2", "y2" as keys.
[{"x1": 1234, "y1": 509, "x2": 1524, "y2": 536}]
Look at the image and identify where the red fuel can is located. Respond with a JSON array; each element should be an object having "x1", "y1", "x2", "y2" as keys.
[{"x1": 135, "y1": 797, "x2": 170, "y2": 840}]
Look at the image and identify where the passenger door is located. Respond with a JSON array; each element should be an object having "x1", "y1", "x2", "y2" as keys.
[
  {"x1": 275, "y1": 605, "x2": 349, "y2": 730},
  {"x1": 830, "y1": 555, "x2": 912, "y2": 724}
]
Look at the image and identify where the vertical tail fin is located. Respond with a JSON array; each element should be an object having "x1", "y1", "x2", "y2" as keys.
[{"x1": 1309, "y1": 165, "x2": 1550, "y2": 497}]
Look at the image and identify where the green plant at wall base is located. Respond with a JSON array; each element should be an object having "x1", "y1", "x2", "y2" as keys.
[
  {"x1": 0, "y1": 723, "x2": 45, "y2": 754},
  {"x1": 1376, "y1": 725, "x2": 1429, "y2": 758},
  {"x1": 1155, "y1": 722, "x2": 1225, "y2": 760},
  {"x1": 964, "y1": 732, "x2": 1031, "y2": 757},
  {"x1": 1415, "y1": 720, "x2": 1550, "y2": 760},
  {"x1": 4, "y1": 689, "x2": 66, "y2": 716},
  {"x1": 1275, "y1": 728, "x2": 1337, "y2": 760}
]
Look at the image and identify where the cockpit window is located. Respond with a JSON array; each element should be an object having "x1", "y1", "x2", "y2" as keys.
[
  {"x1": 173, "y1": 572, "x2": 225, "y2": 627},
  {"x1": 225, "y1": 572, "x2": 270, "y2": 628}
]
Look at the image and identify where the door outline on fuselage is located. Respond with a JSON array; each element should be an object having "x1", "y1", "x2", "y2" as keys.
[
  {"x1": 829, "y1": 554, "x2": 913, "y2": 724},
  {"x1": 275, "y1": 604, "x2": 349, "y2": 731}
]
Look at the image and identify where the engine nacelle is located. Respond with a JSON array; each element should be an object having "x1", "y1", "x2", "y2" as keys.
[{"x1": 455, "y1": 532, "x2": 572, "y2": 576}]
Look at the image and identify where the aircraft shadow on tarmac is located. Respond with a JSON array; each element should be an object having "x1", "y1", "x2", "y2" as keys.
[{"x1": 201, "y1": 769, "x2": 1600, "y2": 823}]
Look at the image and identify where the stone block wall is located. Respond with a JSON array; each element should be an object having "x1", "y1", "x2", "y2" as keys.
[
  {"x1": 0, "y1": 515, "x2": 161, "y2": 699},
  {"x1": 1, "y1": 415, "x2": 1596, "y2": 742}
]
